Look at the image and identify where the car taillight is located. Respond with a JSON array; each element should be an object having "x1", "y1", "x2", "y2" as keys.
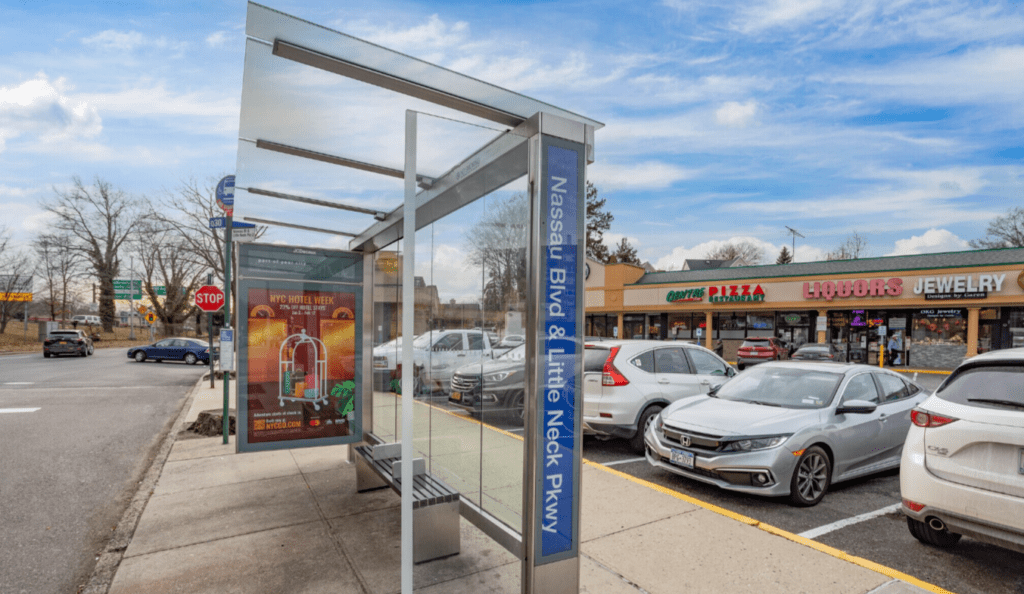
[
  {"x1": 902, "y1": 499, "x2": 925, "y2": 512},
  {"x1": 911, "y1": 409, "x2": 957, "y2": 428},
  {"x1": 601, "y1": 347, "x2": 629, "y2": 387}
]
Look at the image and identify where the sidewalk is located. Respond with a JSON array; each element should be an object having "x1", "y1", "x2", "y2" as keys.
[{"x1": 98, "y1": 377, "x2": 945, "y2": 594}]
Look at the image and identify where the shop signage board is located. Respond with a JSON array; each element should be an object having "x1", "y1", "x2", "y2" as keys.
[{"x1": 236, "y1": 243, "x2": 363, "y2": 453}]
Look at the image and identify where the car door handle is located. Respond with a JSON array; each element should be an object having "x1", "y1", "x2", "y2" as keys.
[
  {"x1": 658, "y1": 379, "x2": 670, "y2": 384},
  {"x1": 699, "y1": 380, "x2": 711, "y2": 386},
  {"x1": 457, "y1": 353, "x2": 466, "y2": 357}
]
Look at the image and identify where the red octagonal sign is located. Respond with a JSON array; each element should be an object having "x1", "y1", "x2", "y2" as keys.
[{"x1": 194, "y1": 285, "x2": 225, "y2": 312}]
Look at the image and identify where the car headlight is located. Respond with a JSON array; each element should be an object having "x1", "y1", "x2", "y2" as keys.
[
  {"x1": 721, "y1": 435, "x2": 789, "y2": 452},
  {"x1": 484, "y1": 371, "x2": 514, "y2": 383},
  {"x1": 654, "y1": 413, "x2": 663, "y2": 433}
]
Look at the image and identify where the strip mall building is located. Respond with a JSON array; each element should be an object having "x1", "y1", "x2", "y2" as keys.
[{"x1": 584, "y1": 248, "x2": 1024, "y2": 369}]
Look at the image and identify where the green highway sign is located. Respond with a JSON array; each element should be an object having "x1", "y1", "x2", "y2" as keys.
[{"x1": 113, "y1": 279, "x2": 142, "y2": 300}]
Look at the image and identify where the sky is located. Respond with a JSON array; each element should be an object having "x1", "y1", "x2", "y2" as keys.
[{"x1": 2, "y1": 0, "x2": 1023, "y2": 302}]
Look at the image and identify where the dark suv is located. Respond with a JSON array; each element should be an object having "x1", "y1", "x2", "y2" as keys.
[
  {"x1": 43, "y1": 329, "x2": 94, "y2": 358},
  {"x1": 448, "y1": 345, "x2": 526, "y2": 424}
]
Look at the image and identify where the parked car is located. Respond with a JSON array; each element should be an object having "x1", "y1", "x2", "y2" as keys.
[
  {"x1": 645, "y1": 361, "x2": 928, "y2": 506},
  {"x1": 900, "y1": 348, "x2": 1024, "y2": 553},
  {"x1": 373, "y1": 329, "x2": 509, "y2": 394},
  {"x1": 679, "y1": 338, "x2": 724, "y2": 358},
  {"x1": 448, "y1": 344, "x2": 527, "y2": 423},
  {"x1": 128, "y1": 338, "x2": 216, "y2": 365},
  {"x1": 497, "y1": 334, "x2": 525, "y2": 348},
  {"x1": 71, "y1": 315, "x2": 101, "y2": 326},
  {"x1": 43, "y1": 329, "x2": 94, "y2": 357},
  {"x1": 791, "y1": 343, "x2": 844, "y2": 362},
  {"x1": 735, "y1": 337, "x2": 787, "y2": 370},
  {"x1": 583, "y1": 339, "x2": 736, "y2": 452}
]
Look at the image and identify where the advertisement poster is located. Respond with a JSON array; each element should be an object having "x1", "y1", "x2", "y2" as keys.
[{"x1": 244, "y1": 284, "x2": 358, "y2": 447}]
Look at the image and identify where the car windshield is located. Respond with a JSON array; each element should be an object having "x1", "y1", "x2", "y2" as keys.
[
  {"x1": 500, "y1": 345, "x2": 526, "y2": 360},
  {"x1": 716, "y1": 365, "x2": 844, "y2": 409},
  {"x1": 796, "y1": 347, "x2": 828, "y2": 354},
  {"x1": 412, "y1": 332, "x2": 439, "y2": 349},
  {"x1": 935, "y1": 365, "x2": 1024, "y2": 410}
]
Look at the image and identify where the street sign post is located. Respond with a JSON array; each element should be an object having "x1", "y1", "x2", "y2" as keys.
[
  {"x1": 231, "y1": 221, "x2": 257, "y2": 241},
  {"x1": 194, "y1": 285, "x2": 225, "y2": 312},
  {"x1": 209, "y1": 217, "x2": 227, "y2": 229},
  {"x1": 219, "y1": 327, "x2": 235, "y2": 372}
]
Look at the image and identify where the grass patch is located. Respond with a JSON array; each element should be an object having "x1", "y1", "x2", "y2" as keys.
[{"x1": 0, "y1": 323, "x2": 211, "y2": 353}]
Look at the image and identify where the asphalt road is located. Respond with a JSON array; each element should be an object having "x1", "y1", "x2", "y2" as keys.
[
  {"x1": 0, "y1": 347, "x2": 205, "y2": 594},
  {"x1": 432, "y1": 371, "x2": 1024, "y2": 594}
]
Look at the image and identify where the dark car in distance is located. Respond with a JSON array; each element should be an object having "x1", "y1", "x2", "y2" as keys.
[
  {"x1": 791, "y1": 343, "x2": 845, "y2": 362},
  {"x1": 43, "y1": 330, "x2": 94, "y2": 358},
  {"x1": 128, "y1": 338, "x2": 216, "y2": 365},
  {"x1": 448, "y1": 344, "x2": 526, "y2": 424}
]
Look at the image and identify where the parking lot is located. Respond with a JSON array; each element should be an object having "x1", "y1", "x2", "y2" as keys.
[{"x1": 428, "y1": 371, "x2": 1023, "y2": 594}]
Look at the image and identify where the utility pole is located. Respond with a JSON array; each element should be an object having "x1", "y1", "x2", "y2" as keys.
[
  {"x1": 785, "y1": 226, "x2": 805, "y2": 260},
  {"x1": 129, "y1": 256, "x2": 136, "y2": 340}
]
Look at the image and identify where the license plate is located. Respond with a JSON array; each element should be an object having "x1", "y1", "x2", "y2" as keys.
[
  {"x1": 60, "y1": 341, "x2": 67, "y2": 345},
  {"x1": 1019, "y1": 449, "x2": 1023, "y2": 475},
  {"x1": 670, "y1": 448, "x2": 694, "y2": 469},
  {"x1": 451, "y1": 391, "x2": 461, "y2": 401}
]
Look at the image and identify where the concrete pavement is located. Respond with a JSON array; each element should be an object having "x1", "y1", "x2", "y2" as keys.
[{"x1": 95, "y1": 377, "x2": 947, "y2": 594}]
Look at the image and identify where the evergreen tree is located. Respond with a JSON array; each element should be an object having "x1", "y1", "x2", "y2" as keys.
[
  {"x1": 776, "y1": 246, "x2": 793, "y2": 264},
  {"x1": 612, "y1": 237, "x2": 640, "y2": 265},
  {"x1": 586, "y1": 182, "x2": 613, "y2": 263}
]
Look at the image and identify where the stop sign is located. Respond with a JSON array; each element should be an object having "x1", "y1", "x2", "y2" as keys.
[{"x1": 194, "y1": 285, "x2": 225, "y2": 312}]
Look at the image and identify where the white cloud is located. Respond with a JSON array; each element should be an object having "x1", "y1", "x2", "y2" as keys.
[
  {"x1": 206, "y1": 31, "x2": 229, "y2": 48},
  {"x1": 734, "y1": 0, "x2": 840, "y2": 34},
  {"x1": 344, "y1": 15, "x2": 469, "y2": 53},
  {"x1": 886, "y1": 228, "x2": 970, "y2": 256},
  {"x1": 82, "y1": 30, "x2": 147, "y2": 51},
  {"x1": 715, "y1": 100, "x2": 759, "y2": 127},
  {"x1": 589, "y1": 161, "x2": 698, "y2": 190},
  {"x1": 653, "y1": 236, "x2": 781, "y2": 271},
  {"x1": 0, "y1": 74, "x2": 101, "y2": 152}
]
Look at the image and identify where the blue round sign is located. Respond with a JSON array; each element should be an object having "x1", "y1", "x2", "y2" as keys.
[{"x1": 216, "y1": 175, "x2": 235, "y2": 208}]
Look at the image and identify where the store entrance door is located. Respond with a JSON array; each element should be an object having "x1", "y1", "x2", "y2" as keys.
[{"x1": 979, "y1": 319, "x2": 1002, "y2": 353}]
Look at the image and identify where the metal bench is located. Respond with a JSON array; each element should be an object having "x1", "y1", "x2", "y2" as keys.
[{"x1": 354, "y1": 443, "x2": 460, "y2": 563}]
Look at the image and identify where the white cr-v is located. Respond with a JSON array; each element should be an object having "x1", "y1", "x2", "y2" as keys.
[
  {"x1": 583, "y1": 339, "x2": 735, "y2": 452},
  {"x1": 900, "y1": 348, "x2": 1024, "y2": 554}
]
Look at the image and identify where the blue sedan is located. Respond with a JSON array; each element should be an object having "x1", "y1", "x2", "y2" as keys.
[{"x1": 128, "y1": 338, "x2": 216, "y2": 365}]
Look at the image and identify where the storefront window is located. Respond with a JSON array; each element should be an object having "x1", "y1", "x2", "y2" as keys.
[
  {"x1": 719, "y1": 311, "x2": 746, "y2": 339},
  {"x1": 1009, "y1": 310, "x2": 1024, "y2": 348},
  {"x1": 746, "y1": 313, "x2": 774, "y2": 337},
  {"x1": 623, "y1": 314, "x2": 645, "y2": 340},
  {"x1": 912, "y1": 309, "x2": 967, "y2": 345},
  {"x1": 669, "y1": 314, "x2": 692, "y2": 339}
]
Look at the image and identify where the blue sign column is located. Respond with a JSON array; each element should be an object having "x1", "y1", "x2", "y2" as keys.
[{"x1": 523, "y1": 114, "x2": 589, "y2": 594}]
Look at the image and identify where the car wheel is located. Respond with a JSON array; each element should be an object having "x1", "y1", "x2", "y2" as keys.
[
  {"x1": 134, "y1": 351, "x2": 146, "y2": 362},
  {"x1": 184, "y1": 353, "x2": 198, "y2": 365},
  {"x1": 43, "y1": 351, "x2": 50, "y2": 358},
  {"x1": 80, "y1": 349, "x2": 88, "y2": 357},
  {"x1": 505, "y1": 391, "x2": 525, "y2": 425},
  {"x1": 737, "y1": 363, "x2": 745, "y2": 371},
  {"x1": 87, "y1": 346, "x2": 94, "y2": 356},
  {"x1": 789, "y1": 445, "x2": 831, "y2": 506},
  {"x1": 906, "y1": 517, "x2": 962, "y2": 548},
  {"x1": 631, "y1": 405, "x2": 664, "y2": 453}
]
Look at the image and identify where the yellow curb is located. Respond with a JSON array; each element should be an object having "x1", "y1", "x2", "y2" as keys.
[{"x1": 587, "y1": 459, "x2": 955, "y2": 594}]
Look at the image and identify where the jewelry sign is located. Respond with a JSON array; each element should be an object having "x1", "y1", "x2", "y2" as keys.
[{"x1": 236, "y1": 243, "x2": 363, "y2": 453}]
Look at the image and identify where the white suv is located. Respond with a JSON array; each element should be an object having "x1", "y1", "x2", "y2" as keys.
[
  {"x1": 583, "y1": 339, "x2": 735, "y2": 452},
  {"x1": 900, "y1": 348, "x2": 1024, "y2": 554}
]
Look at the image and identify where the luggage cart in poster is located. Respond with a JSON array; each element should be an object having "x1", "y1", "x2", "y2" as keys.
[{"x1": 279, "y1": 329, "x2": 328, "y2": 410}]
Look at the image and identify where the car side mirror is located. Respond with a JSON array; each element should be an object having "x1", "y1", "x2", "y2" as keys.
[
  {"x1": 726, "y1": 367, "x2": 736, "y2": 377},
  {"x1": 836, "y1": 400, "x2": 877, "y2": 415}
]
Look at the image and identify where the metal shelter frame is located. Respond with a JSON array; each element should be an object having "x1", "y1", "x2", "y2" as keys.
[{"x1": 235, "y1": 4, "x2": 602, "y2": 593}]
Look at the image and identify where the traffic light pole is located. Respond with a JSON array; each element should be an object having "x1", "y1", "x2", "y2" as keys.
[{"x1": 223, "y1": 215, "x2": 232, "y2": 445}]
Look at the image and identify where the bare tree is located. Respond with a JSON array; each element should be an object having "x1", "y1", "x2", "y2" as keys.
[
  {"x1": 970, "y1": 207, "x2": 1024, "y2": 249},
  {"x1": 41, "y1": 177, "x2": 146, "y2": 331},
  {"x1": 704, "y1": 241, "x2": 765, "y2": 265},
  {"x1": 827, "y1": 232, "x2": 868, "y2": 261},
  {"x1": 0, "y1": 228, "x2": 33, "y2": 334},
  {"x1": 465, "y1": 192, "x2": 528, "y2": 314},
  {"x1": 133, "y1": 220, "x2": 206, "y2": 337},
  {"x1": 34, "y1": 232, "x2": 86, "y2": 321}
]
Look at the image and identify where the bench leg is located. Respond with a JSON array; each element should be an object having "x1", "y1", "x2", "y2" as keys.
[
  {"x1": 414, "y1": 500, "x2": 460, "y2": 563},
  {"x1": 355, "y1": 454, "x2": 389, "y2": 492}
]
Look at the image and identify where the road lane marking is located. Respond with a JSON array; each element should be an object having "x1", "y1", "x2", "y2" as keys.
[
  {"x1": 797, "y1": 503, "x2": 902, "y2": 539},
  {"x1": 0, "y1": 408, "x2": 40, "y2": 414},
  {"x1": 3, "y1": 382, "x2": 34, "y2": 385},
  {"x1": 589, "y1": 463, "x2": 954, "y2": 594},
  {"x1": 602, "y1": 456, "x2": 646, "y2": 467}
]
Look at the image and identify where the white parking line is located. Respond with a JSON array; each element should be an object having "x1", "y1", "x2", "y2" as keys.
[
  {"x1": 0, "y1": 408, "x2": 41, "y2": 414},
  {"x1": 3, "y1": 382, "x2": 34, "y2": 385},
  {"x1": 602, "y1": 457, "x2": 647, "y2": 467},
  {"x1": 797, "y1": 503, "x2": 901, "y2": 539}
]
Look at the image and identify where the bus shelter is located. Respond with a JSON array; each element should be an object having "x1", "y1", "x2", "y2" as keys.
[{"x1": 232, "y1": 4, "x2": 601, "y2": 593}]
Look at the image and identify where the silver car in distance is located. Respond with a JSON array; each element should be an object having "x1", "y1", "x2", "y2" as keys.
[{"x1": 645, "y1": 361, "x2": 928, "y2": 506}]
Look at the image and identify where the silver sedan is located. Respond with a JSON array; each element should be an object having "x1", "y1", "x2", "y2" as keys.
[{"x1": 644, "y1": 361, "x2": 928, "y2": 506}]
